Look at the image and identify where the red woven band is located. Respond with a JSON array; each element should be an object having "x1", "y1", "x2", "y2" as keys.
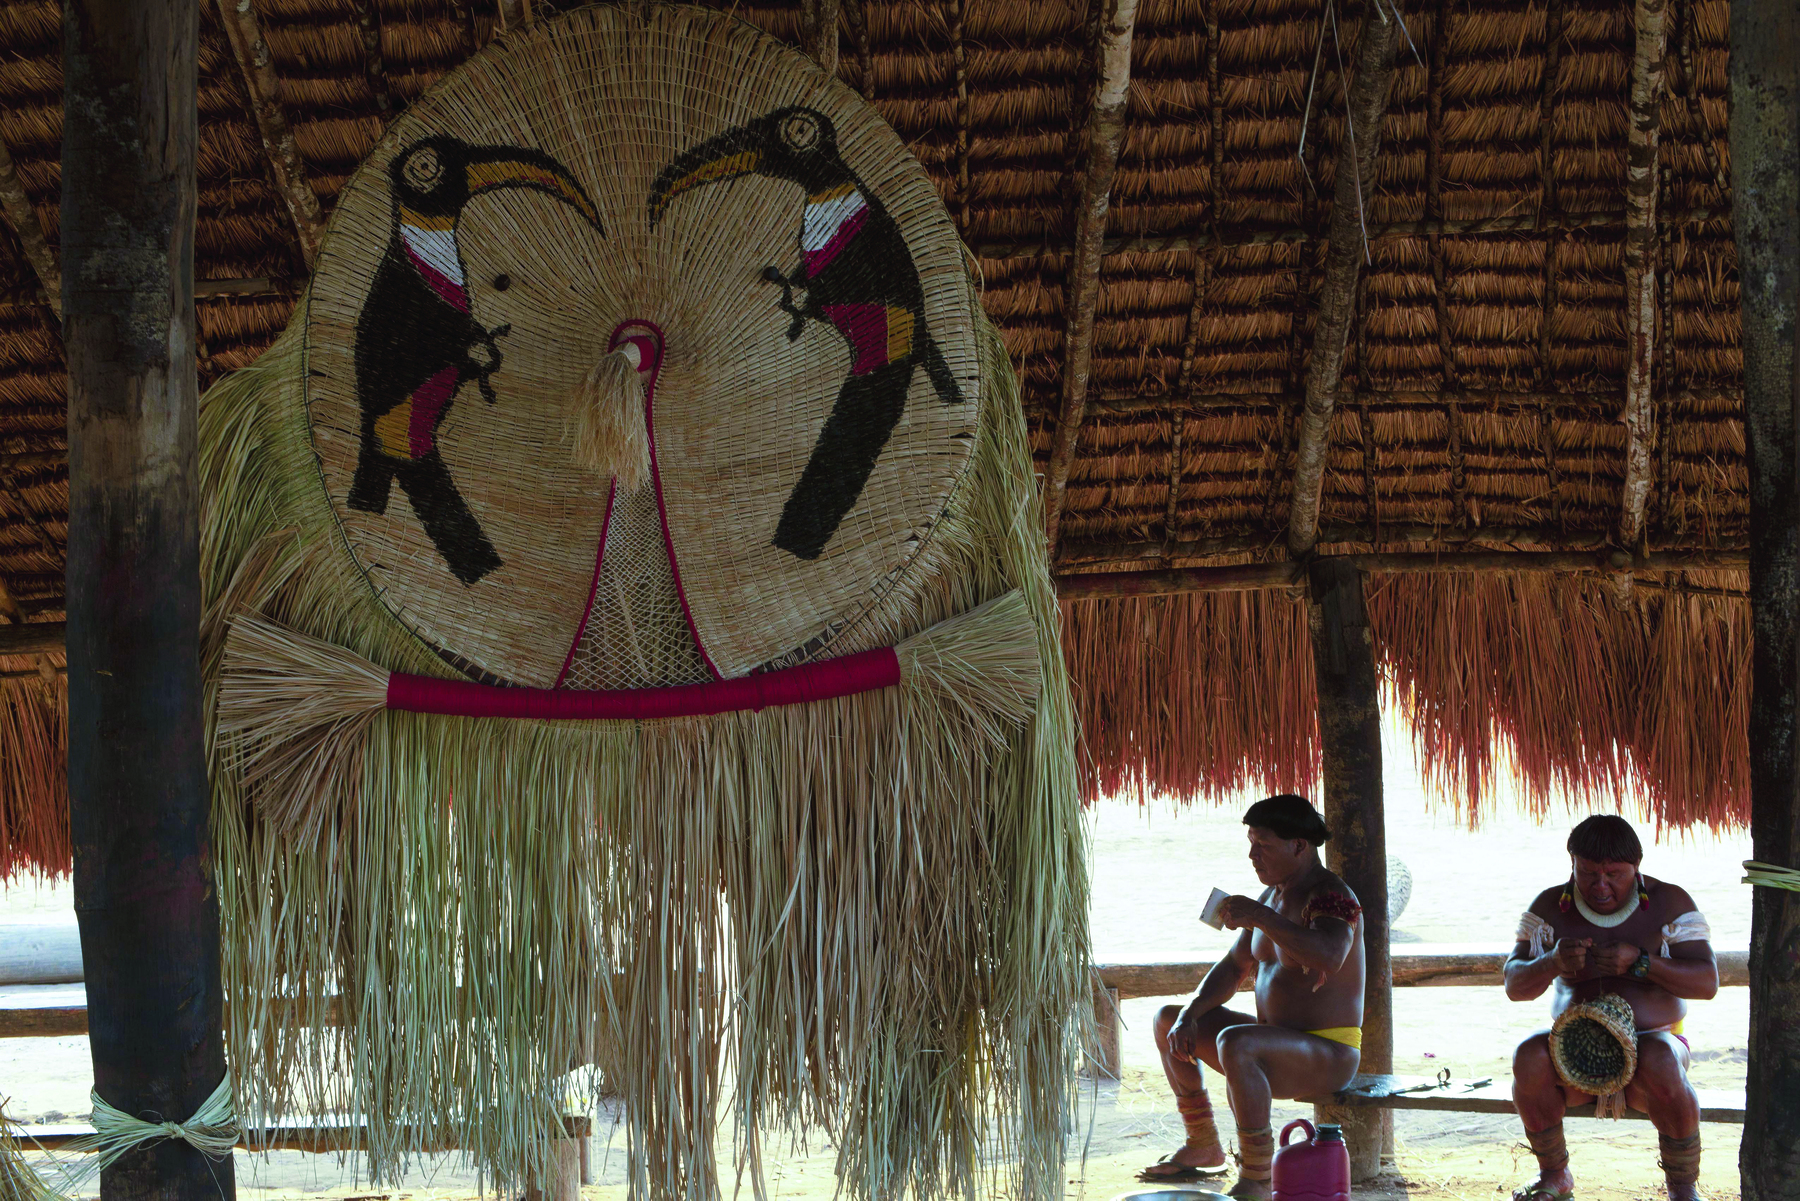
[
  {"x1": 1302, "y1": 891, "x2": 1363, "y2": 926},
  {"x1": 386, "y1": 646, "x2": 902, "y2": 721}
]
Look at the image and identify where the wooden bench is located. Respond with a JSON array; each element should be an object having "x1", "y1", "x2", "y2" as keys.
[
  {"x1": 1083, "y1": 950, "x2": 1750, "y2": 1078},
  {"x1": 1298, "y1": 1073, "x2": 1746, "y2": 1124}
]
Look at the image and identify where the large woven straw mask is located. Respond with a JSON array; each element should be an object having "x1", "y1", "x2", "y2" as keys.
[{"x1": 303, "y1": 4, "x2": 980, "y2": 687}]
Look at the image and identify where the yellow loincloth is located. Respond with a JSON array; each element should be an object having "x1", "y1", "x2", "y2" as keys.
[{"x1": 1306, "y1": 1026, "x2": 1363, "y2": 1050}]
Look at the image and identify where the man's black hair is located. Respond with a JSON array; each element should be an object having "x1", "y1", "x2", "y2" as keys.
[
  {"x1": 1243, "y1": 794, "x2": 1330, "y2": 846},
  {"x1": 1567, "y1": 814, "x2": 1643, "y2": 865}
]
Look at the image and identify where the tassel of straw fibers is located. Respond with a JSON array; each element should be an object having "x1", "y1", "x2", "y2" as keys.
[
  {"x1": 571, "y1": 347, "x2": 652, "y2": 494},
  {"x1": 199, "y1": 294, "x2": 1088, "y2": 1201}
]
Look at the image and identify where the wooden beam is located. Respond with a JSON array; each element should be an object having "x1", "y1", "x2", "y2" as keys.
[
  {"x1": 1041, "y1": 0, "x2": 1139, "y2": 548},
  {"x1": 495, "y1": 0, "x2": 532, "y2": 31},
  {"x1": 1617, "y1": 0, "x2": 1670, "y2": 584},
  {"x1": 1287, "y1": 4, "x2": 1406, "y2": 556},
  {"x1": 845, "y1": 0, "x2": 875, "y2": 99},
  {"x1": 1059, "y1": 527, "x2": 1748, "y2": 566},
  {"x1": 1733, "y1": 0, "x2": 1800, "y2": 1190},
  {"x1": 968, "y1": 206, "x2": 1735, "y2": 262},
  {"x1": 63, "y1": 5, "x2": 228, "y2": 1201},
  {"x1": 1308, "y1": 560, "x2": 1392, "y2": 1180},
  {"x1": 1078, "y1": 385, "x2": 1740, "y2": 420},
  {"x1": 1675, "y1": 0, "x2": 1729, "y2": 198},
  {"x1": 948, "y1": 0, "x2": 970, "y2": 232},
  {"x1": 216, "y1": 0, "x2": 327, "y2": 270},
  {"x1": 1053, "y1": 549, "x2": 1749, "y2": 597},
  {"x1": 0, "y1": 139, "x2": 59, "y2": 321},
  {"x1": 348, "y1": 0, "x2": 395, "y2": 121},
  {"x1": 800, "y1": 0, "x2": 841, "y2": 77},
  {"x1": 18, "y1": 1116, "x2": 591, "y2": 1153},
  {"x1": 0, "y1": 621, "x2": 65, "y2": 656}
]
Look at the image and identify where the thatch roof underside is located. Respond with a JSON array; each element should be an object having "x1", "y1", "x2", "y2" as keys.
[{"x1": 0, "y1": 0, "x2": 1751, "y2": 870}]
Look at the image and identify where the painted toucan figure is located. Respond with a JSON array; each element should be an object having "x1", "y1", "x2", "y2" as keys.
[
  {"x1": 351, "y1": 136, "x2": 606, "y2": 585},
  {"x1": 647, "y1": 106, "x2": 964, "y2": 561}
]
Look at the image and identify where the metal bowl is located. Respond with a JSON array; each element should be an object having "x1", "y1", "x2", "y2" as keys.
[{"x1": 1111, "y1": 1190, "x2": 1233, "y2": 1201}]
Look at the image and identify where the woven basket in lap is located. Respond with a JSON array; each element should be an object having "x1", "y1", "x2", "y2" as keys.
[
  {"x1": 200, "y1": 6, "x2": 1083, "y2": 1201},
  {"x1": 1549, "y1": 992, "x2": 1640, "y2": 1097}
]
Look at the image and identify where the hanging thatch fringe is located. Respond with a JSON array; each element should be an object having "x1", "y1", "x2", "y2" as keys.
[
  {"x1": 199, "y1": 296, "x2": 1087, "y2": 1199},
  {"x1": 0, "y1": 668, "x2": 68, "y2": 881},
  {"x1": 1061, "y1": 588, "x2": 1319, "y2": 805},
  {"x1": 1062, "y1": 571, "x2": 1748, "y2": 828}
]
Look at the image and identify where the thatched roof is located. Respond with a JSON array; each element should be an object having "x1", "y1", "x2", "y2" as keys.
[{"x1": 0, "y1": 0, "x2": 1750, "y2": 871}]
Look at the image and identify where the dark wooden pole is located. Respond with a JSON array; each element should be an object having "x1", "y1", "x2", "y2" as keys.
[
  {"x1": 1306, "y1": 558, "x2": 1392, "y2": 1181},
  {"x1": 63, "y1": 5, "x2": 230, "y2": 1201},
  {"x1": 1735, "y1": 0, "x2": 1800, "y2": 1194}
]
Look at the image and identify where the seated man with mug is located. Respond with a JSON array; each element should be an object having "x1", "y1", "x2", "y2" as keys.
[
  {"x1": 1506, "y1": 815, "x2": 1717, "y2": 1201},
  {"x1": 1141, "y1": 794, "x2": 1365, "y2": 1200}
]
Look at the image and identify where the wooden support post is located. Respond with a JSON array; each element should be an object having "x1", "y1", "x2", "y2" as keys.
[
  {"x1": 1084, "y1": 978, "x2": 1122, "y2": 1078},
  {"x1": 524, "y1": 1138, "x2": 581, "y2": 1201},
  {"x1": 1306, "y1": 559, "x2": 1391, "y2": 1182},
  {"x1": 63, "y1": 5, "x2": 228, "y2": 1201},
  {"x1": 1616, "y1": 0, "x2": 1670, "y2": 605},
  {"x1": 1734, "y1": 1, "x2": 1800, "y2": 1194},
  {"x1": 1041, "y1": 0, "x2": 1139, "y2": 549},
  {"x1": 1286, "y1": 3, "x2": 1405, "y2": 556}
]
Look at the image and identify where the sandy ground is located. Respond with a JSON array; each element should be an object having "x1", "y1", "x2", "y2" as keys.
[{"x1": 1, "y1": 732, "x2": 1756, "y2": 1199}]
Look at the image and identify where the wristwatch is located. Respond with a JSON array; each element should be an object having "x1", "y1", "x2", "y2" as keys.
[{"x1": 1630, "y1": 950, "x2": 1652, "y2": 979}]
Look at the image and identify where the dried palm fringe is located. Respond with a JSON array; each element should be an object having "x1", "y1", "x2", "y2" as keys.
[
  {"x1": 1062, "y1": 571, "x2": 1748, "y2": 827},
  {"x1": 0, "y1": 1100, "x2": 61, "y2": 1201},
  {"x1": 199, "y1": 295, "x2": 1087, "y2": 1201},
  {"x1": 0, "y1": 669, "x2": 69, "y2": 881},
  {"x1": 216, "y1": 589, "x2": 1044, "y2": 843}
]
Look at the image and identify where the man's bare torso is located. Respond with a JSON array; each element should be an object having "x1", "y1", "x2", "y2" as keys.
[
  {"x1": 1525, "y1": 876, "x2": 1686, "y2": 1030},
  {"x1": 1250, "y1": 869, "x2": 1365, "y2": 1031}
]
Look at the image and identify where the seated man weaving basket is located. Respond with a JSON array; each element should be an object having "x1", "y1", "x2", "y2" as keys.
[
  {"x1": 1505, "y1": 815, "x2": 1718, "y2": 1201},
  {"x1": 1141, "y1": 795, "x2": 1364, "y2": 1199}
]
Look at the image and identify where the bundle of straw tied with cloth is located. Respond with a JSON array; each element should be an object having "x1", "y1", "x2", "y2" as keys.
[{"x1": 201, "y1": 6, "x2": 1085, "y2": 1198}]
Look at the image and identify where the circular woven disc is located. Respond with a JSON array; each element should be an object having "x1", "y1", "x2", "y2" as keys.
[{"x1": 302, "y1": 4, "x2": 980, "y2": 687}]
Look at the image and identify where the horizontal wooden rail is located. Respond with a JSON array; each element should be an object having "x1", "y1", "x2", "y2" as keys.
[
  {"x1": 14, "y1": 1114, "x2": 591, "y2": 1153},
  {"x1": 1056, "y1": 551, "x2": 1752, "y2": 599},
  {"x1": 1095, "y1": 951, "x2": 1749, "y2": 997}
]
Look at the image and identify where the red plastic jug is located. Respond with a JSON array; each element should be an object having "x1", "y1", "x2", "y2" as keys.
[{"x1": 1271, "y1": 1118, "x2": 1351, "y2": 1201}]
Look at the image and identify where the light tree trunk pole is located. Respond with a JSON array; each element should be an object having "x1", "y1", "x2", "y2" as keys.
[
  {"x1": 1307, "y1": 558, "x2": 1391, "y2": 1182},
  {"x1": 1735, "y1": 0, "x2": 1800, "y2": 1194},
  {"x1": 63, "y1": 5, "x2": 231, "y2": 1201}
]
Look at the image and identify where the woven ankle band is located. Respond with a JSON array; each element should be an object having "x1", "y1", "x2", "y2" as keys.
[
  {"x1": 1235, "y1": 1126, "x2": 1274, "y2": 1182},
  {"x1": 1525, "y1": 1123, "x2": 1569, "y2": 1173},
  {"x1": 1175, "y1": 1093, "x2": 1222, "y2": 1158},
  {"x1": 1659, "y1": 1131, "x2": 1701, "y2": 1184}
]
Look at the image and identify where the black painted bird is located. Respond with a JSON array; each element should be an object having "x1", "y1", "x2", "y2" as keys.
[
  {"x1": 647, "y1": 106, "x2": 964, "y2": 561},
  {"x1": 350, "y1": 136, "x2": 606, "y2": 585}
]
